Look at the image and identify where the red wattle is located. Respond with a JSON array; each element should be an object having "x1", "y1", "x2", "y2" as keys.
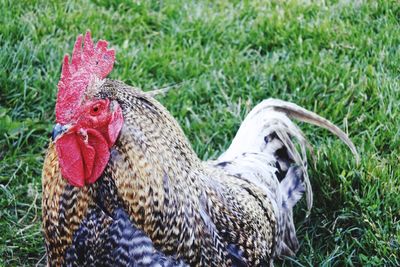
[
  {"x1": 55, "y1": 133, "x2": 85, "y2": 187},
  {"x1": 85, "y1": 129, "x2": 110, "y2": 184},
  {"x1": 56, "y1": 128, "x2": 110, "y2": 187},
  {"x1": 77, "y1": 136, "x2": 95, "y2": 179}
]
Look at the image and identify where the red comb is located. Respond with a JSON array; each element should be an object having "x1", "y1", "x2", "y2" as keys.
[{"x1": 55, "y1": 31, "x2": 115, "y2": 124}]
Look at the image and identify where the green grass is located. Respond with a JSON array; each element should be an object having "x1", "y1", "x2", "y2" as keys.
[{"x1": 1, "y1": 0, "x2": 399, "y2": 265}]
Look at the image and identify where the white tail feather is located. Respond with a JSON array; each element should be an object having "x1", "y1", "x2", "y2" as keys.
[
  {"x1": 257, "y1": 99, "x2": 359, "y2": 163},
  {"x1": 217, "y1": 98, "x2": 358, "y2": 212}
]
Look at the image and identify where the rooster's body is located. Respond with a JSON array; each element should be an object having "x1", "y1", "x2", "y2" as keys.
[{"x1": 42, "y1": 33, "x2": 357, "y2": 266}]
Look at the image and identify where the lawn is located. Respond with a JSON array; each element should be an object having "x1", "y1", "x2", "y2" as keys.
[{"x1": 0, "y1": 0, "x2": 399, "y2": 266}]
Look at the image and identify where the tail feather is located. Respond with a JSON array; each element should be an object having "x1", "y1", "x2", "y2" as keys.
[
  {"x1": 258, "y1": 99, "x2": 360, "y2": 164},
  {"x1": 213, "y1": 98, "x2": 358, "y2": 259},
  {"x1": 280, "y1": 166, "x2": 305, "y2": 211},
  {"x1": 217, "y1": 98, "x2": 358, "y2": 211}
]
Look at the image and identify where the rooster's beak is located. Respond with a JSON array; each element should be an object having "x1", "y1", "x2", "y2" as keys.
[{"x1": 52, "y1": 123, "x2": 71, "y2": 141}]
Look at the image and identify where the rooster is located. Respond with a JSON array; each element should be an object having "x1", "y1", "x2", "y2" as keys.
[{"x1": 42, "y1": 32, "x2": 358, "y2": 266}]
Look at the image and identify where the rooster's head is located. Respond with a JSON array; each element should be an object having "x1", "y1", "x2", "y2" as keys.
[{"x1": 52, "y1": 31, "x2": 123, "y2": 187}]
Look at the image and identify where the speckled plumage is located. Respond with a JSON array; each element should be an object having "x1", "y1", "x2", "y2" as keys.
[{"x1": 42, "y1": 79, "x2": 357, "y2": 266}]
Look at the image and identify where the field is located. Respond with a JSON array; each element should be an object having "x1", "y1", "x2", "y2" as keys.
[{"x1": 0, "y1": 0, "x2": 399, "y2": 265}]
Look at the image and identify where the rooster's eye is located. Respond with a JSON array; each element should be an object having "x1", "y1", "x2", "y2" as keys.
[{"x1": 91, "y1": 104, "x2": 101, "y2": 115}]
